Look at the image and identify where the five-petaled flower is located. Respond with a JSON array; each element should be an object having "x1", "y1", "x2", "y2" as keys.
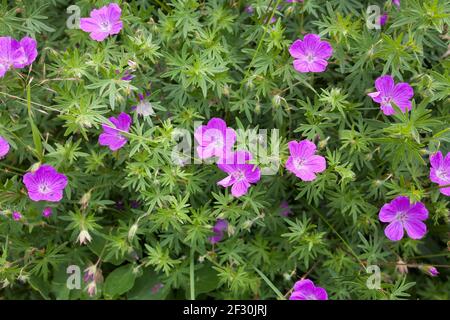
[
  {"x1": 23, "y1": 165, "x2": 68, "y2": 202},
  {"x1": 0, "y1": 36, "x2": 37, "y2": 78},
  {"x1": 217, "y1": 150, "x2": 261, "y2": 198},
  {"x1": 80, "y1": 3, "x2": 123, "y2": 42},
  {"x1": 99, "y1": 112, "x2": 132, "y2": 151},
  {"x1": 289, "y1": 279, "x2": 328, "y2": 300},
  {"x1": 286, "y1": 140, "x2": 326, "y2": 181},
  {"x1": 289, "y1": 34, "x2": 333, "y2": 73},
  {"x1": 379, "y1": 196, "x2": 428, "y2": 241},
  {"x1": 368, "y1": 75, "x2": 414, "y2": 116},
  {"x1": 0, "y1": 136, "x2": 10, "y2": 159},
  {"x1": 194, "y1": 118, "x2": 236, "y2": 163},
  {"x1": 429, "y1": 151, "x2": 450, "y2": 196}
]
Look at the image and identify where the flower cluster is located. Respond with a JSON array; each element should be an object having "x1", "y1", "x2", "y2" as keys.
[{"x1": 0, "y1": 0, "x2": 447, "y2": 301}]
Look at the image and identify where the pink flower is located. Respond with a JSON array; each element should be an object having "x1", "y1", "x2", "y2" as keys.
[
  {"x1": 42, "y1": 207, "x2": 52, "y2": 218},
  {"x1": 379, "y1": 196, "x2": 428, "y2": 241},
  {"x1": 429, "y1": 151, "x2": 450, "y2": 196},
  {"x1": 290, "y1": 279, "x2": 328, "y2": 300},
  {"x1": 368, "y1": 75, "x2": 414, "y2": 115},
  {"x1": 98, "y1": 112, "x2": 132, "y2": 151},
  {"x1": 12, "y1": 211, "x2": 22, "y2": 221},
  {"x1": 12, "y1": 37, "x2": 38, "y2": 69},
  {"x1": 80, "y1": 3, "x2": 123, "y2": 42},
  {"x1": 194, "y1": 118, "x2": 236, "y2": 162},
  {"x1": 393, "y1": 0, "x2": 400, "y2": 8},
  {"x1": 285, "y1": 140, "x2": 326, "y2": 181},
  {"x1": 380, "y1": 13, "x2": 388, "y2": 26},
  {"x1": 0, "y1": 136, "x2": 10, "y2": 159},
  {"x1": 289, "y1": 34, "x2": 333, "y2": 73},
  {"x1": 23, "y1": 165, "x2": 68, "y2": 202},
  {"x1": 0, "y1": 36, "x2": 37, "y2": 78},
  {"x1": 428, "y1": 267, "x2": 439, "y2": 277},
  {"x1": 217, "y1": 151, "x2": 261, "y2": 198},
  {"x1": 208, "y1": 219, "x2": 228, "y2": 244}
]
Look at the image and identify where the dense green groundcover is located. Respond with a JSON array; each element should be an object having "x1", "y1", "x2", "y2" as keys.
[{"x1": 0, "y1": 0, "x2": 449, "y2": 300}]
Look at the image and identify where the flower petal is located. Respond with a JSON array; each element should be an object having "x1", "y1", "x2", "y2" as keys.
[
  {"x1": 404, "y1": 219, "x2": 427, "y2": 240},
  {"x1": 384, "y1": 220, "x2": 404, "y2": 241}
]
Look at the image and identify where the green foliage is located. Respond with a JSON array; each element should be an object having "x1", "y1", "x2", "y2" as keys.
[{"x1": 0, "y1": 0, "x2": 449, "y2": 300}]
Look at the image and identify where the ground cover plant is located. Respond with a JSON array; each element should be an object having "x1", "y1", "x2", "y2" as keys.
[{"x1": 0, "y1": 0, "x2": 449, "y2": 300}]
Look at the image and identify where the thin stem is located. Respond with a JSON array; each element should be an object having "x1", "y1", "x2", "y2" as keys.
[
  {"x1": 190, "y1": 248, "x2": 195, "y2": 300},
  {"x1": 307, "y1": 204, "x2": 366, "y2": 269}
]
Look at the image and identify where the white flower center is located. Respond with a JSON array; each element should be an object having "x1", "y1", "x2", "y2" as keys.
[
  {"x1": 396, "y1": 211, "x2": 408, "y2": 223},
  {"x1": 100, "y1": 21, "x2": 111, "y2": 32},
  {"x1": 381, "y1": 96, "x2": 393, "y2": 106},
  {"x1": 38, "y1": 183, "x2": 52, "y2": 194},
  {"x1": 436, "y1": 169, "x2": 449, "y2": 182},
  {"x1": 294, "y1": 158, "x2": 306, "y2": 171},
  {"x1": 232, "y1": 170, "x2": 245, "y2": 181}
]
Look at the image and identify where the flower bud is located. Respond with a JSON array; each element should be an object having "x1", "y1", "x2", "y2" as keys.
[
  {"x1": 419, "y1": 265, "x2": 439, "y2": 277},
  {"x1": 128, "y1": 223, "x2": 139, "y2": 242},
  {"x1": 79, "y1": 191, "x2": 92, "y2": 210}
]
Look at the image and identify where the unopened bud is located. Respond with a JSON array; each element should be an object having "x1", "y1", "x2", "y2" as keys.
[
  {"x1": 79, "y1": 191, "x2": 92, "y2": 210},
  {"x1": 128, "y1": 223, "x2": 139, "y2": 242},
  {"x1": 420, "y1": 265, "x2": 439, "y2": 277}
]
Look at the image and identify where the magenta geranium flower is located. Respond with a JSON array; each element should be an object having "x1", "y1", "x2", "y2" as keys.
[
  {"x1": 208, "y1": 219, "x2": 228, "y2": 244},
  {"x1": 194, "y1": 118, "x2": 236, "y2": 162},
  {"x1": 289, "y1": 34, "x2": 333, "y2": 73},
  {"x1": 285, "y1": 140, "x2": 326, "y2": 181},
  {"x1": 429, "y1": 151, "x2": 450, "y2": 196},
  {"x1": 12, "y1": 37, "x2": 38, "y2": 69},
  {"x1": 289, "y1": 279, "x2": 328, "y2": 300},
  {"x1": 98, "y1": 112, "x2": 132, "y2": 151},
  {"x1": 393, "y1": 0, "x2": 400, "y2": 7},
  {"x1": 0, "y1": 36, "x2": 37, "y2": 78},
  {"x1": 80, "y1": 3, "x2": 123, "y2": 42},
  {"x1": 379, "y1": 196, "x2": 428, "y2": 241},
  {"x1": 23, "y1": 165, "x2": 68, "y2": 202},
  {"x1": 217, "y1": 150, "x2": 261, "y2": 198},
  {"x1": 12, "y1": 211, "x2": 22, "y2": 221},
  {"x1": 42, "y1": 207, "x2": 52, "y2": 218},
  {"x1": 0, "y1": 136, "x2": 10, "y2": 159},
  {"x1": 368, "y1": 75, "x2": 414, "y2": 115}
]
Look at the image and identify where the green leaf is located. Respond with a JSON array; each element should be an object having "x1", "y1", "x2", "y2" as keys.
[{"x1": 103, "y1": 264, "x2": 137, "y2": 298}]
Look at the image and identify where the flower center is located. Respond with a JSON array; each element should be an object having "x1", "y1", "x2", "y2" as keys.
[
  {"x1": 306, "y1": 54, "x2": 315, "y2": 63},
  {"x1": 396, "y1": 211, "x2": 408, "y2": 223},
  {"x1": 294, "y1": 158, "x2": 306, "y2": 170},
  {"x1": 232, "y1": 170, "x2": 245, "y2": 181},
  {"x1": 381, "y1": 96, "x2": 392, "y2": 106},
  {"x1": 100, "y1": 21, "x2": 111, "y2": 32},
  {"x1": 38, "y1": 183, "x2": 52, "y2": 194},
  {"x1": 436, "y1": 169, "x2": 449, "y2": 182}
]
